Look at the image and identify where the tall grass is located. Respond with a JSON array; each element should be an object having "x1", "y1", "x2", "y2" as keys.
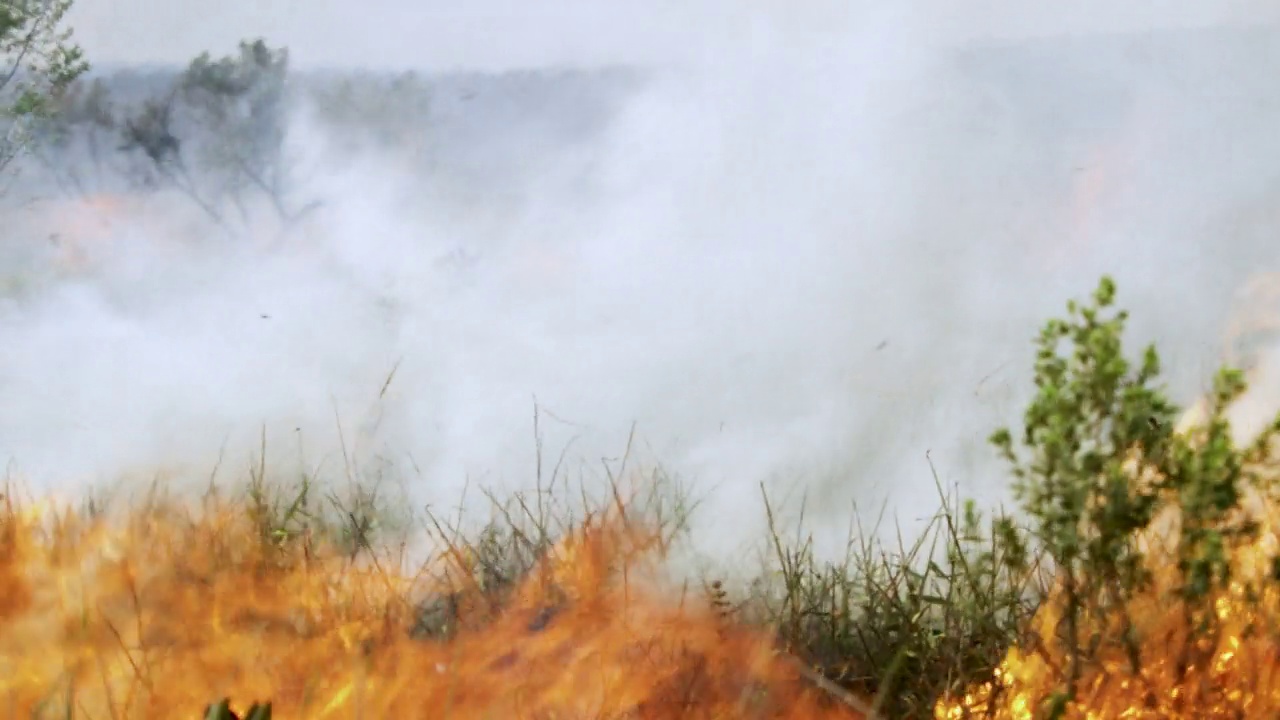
[{"x1": 10, "y1": 274, "x2": 1280, "y2": 719}]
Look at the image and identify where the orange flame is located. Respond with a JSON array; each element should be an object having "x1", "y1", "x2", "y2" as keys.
[
  {"x1": 936, "y1": 512, "x2": 1280, "y2": 719},
  {"x1": 46, "y1": 193, "x2": 133, "y2": 273},
  {"x1": 0, "y1": 495, "x2": 864, "y2": 719},
  {"x1": 1052, "y1": 109, "x2": 1150, "y2": 272},
  {"x1": 936, "y1": 310, "x2": 1280, "y2": 719}
]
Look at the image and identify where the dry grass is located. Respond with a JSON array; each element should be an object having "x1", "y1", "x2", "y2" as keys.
[{"x1": 6, "y1": 276, "x2": 1280, "y2": 719}]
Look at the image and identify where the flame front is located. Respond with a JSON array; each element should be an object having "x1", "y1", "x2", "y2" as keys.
[
  {"x1": 936, "y1": 531, "x2": 1280, "y2": 719},
  {"x1": 936, "y1": 327, "x2": 1280, "y2": 720},
  {"x1": 0, "y1": 497, "x2": 862, "y2": 719}
]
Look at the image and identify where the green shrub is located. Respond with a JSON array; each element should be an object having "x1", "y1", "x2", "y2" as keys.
[{"x1": 987, "y1": 275, "x2": 1280, "y2": 716}]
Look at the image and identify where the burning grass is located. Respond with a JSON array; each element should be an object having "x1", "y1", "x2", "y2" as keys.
[
  {"x1": 5, "y1": 275, "x2": 1280, "y2": 719},
  {"x1": 939, "y1": 538, "x2": 1280, "y2": 719},
  {"x1": 0, "y1": 485, "x2": 871, "y2": 719}
]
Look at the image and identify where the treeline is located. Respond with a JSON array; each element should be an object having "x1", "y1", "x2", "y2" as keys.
[
  {"x1": 26, "y1": 42, "x2": 636, "y2": 230},
  {"x1": 3, "y1": 3, "x2": 640, "y2": 240}
]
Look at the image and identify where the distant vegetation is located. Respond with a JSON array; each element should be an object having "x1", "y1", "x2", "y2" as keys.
[{"x1": 7, "y1": 33, "x2": 641, "y2": 232}]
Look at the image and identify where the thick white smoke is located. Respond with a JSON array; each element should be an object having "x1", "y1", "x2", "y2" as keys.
[{"x1": 4, "y1": 2, "x2": 1280, "y2": 566}]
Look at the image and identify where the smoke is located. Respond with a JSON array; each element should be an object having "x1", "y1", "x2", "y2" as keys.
[{"x1": 4, "y1": 2, "x2": 1280, "y2": 565}]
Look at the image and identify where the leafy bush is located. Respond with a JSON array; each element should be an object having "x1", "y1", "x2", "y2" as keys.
[
  {"x1": 951, "y1": 275, "x2": 1280, "y2": 717},
  {"x1": 1, "y1": 0, "x2": 89, "y2": 174}
]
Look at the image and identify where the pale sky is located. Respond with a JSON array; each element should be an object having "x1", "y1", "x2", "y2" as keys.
[{"x1": 66, "y1": 0, "x2": 1280, "y2": 72}]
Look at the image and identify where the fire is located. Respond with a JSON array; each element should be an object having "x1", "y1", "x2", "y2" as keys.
[
  {"x1": 44, "y1": 193, "x2": 136, "y2": 274},
  {"x1": 0, "y1": 493, "x2": 864, "y2": 719},
  {"x1": 11, "y1": 271, "x2": 1280, "y2": 719},
  {"x1": 1050, "y1": 103, "x2": 1156, "y2": 273},
  {"x1": 935, "y1": 273, "x2": 1280, "y2": 719},
  {"x1": 936, "y1": 527, "x2": 1280, "y2": 719}
]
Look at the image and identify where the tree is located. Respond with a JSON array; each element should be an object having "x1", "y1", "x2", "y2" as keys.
[
  {"x1": 0, "y1": 0, "x2": 89, "y2": 177},
  {"x1": 179, "y1": 39, "x2": 292, "y2": 222},
  {"x1": 303, "y1": 70, "x2": 433, "y2": 166},
  {"x1": 118, "y1": 38, "x2": 316, "y2": 234},
  {"x1": 30, "y1": 75, "x2": 118, "y2": 195}
]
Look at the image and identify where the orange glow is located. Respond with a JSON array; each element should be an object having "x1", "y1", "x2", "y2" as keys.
[
  {"x1": 0, "y1": 496, "x2": 864, "y2": 719},
  {"x1": 1051, "y1": 106, "x2": 1152, "y2": 272},
  {"x1": 936, "y1": 342, "x2": 1280, "y2": 719},
  {"x1": 45, "y1": 193, "x2": 134, "y2": 273}
]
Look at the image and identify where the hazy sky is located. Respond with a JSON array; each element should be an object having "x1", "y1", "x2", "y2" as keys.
[{"x1": 68, "y1": 0, "x2": 1280, "y2": 71}]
